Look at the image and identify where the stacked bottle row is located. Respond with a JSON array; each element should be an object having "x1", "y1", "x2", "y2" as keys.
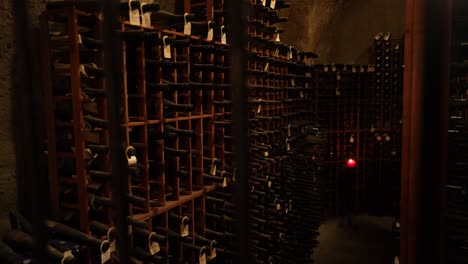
[
  {"x1": 447, "y1": 1, "x2": 468, "y2": 262},
  {"x1": 315, "y1": 64, "x2": 373, "y2": 216},
  {"x1": 362, "y1": 33, "x2": 403, "y2": 216},
  {"x1": 243, "y1": 1, "x2": 323, "y2": 263},
  {"x1": 281, "y1": 126, "x2": 327, "y2": 263}
]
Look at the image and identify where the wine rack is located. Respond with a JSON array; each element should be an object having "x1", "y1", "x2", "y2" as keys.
[
  {"x1": 315, "y1": 37, "x2": 404, "y2": 218},
  {"x1": 28, "y1": 1, "x2": 324, "y2": 263},
  {"x1": 447, "y1": 1, "x2": 468, "y2": 262},
  {"x1": 365, "y1": 33, "x2": 403, "y2": 216}
]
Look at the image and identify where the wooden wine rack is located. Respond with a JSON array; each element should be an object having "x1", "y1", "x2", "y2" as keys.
[{"x1": 39, "y1": 0, "x2": 323, "y2": 263}]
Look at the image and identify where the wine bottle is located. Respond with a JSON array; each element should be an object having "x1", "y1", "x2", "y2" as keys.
[
  {"x1": 88, "y1": 170, "x2": 112, "y2": 181},
  {"x1": 153, "y1": 227, "x2": 192, "y2": 242},
  {"x1": 145, "y1": 59, "x2": 187, "y2": 68},
  {"x1": 164, "y1": 125, "x2": 196, "y2": 137},
  {"x1": 169, "y1": 213, "x2": 192, "y2": 225},
  {"x1": 214, "y1": 120, "x2": 232, "y2": 127},
  {"x1": 89, "y1": 221, "x2": 115, "y2": 240},
  {"x1": 141, "y1": 3, "x2": 160, "y2": 13},
  {"x1": 84, "y1": 115, "x2": 108, "y2": 129},
  {"x1": 149, "y1": 10, "x2": 198, "y2": 29},
  {"x1": 168, "y1": 21, "x2": 216, "y2": 36},
  {"x1": 133, "y1": 227, "x2": 167, "y2": 243},
  {"x1": 45, "y1": 220, "x2": 109, "y2": 251},
  {"x1": 3, "y1": 230, "x2": 76, "y2": 264},
  {"x1": 182, "y1": 243, "x2": 207, "y2": 256},
  {"x1": 163, "y1": 99, "x2": 195, "y2": 114},
  {"x1": 164, "y1": 146, "x2": 189, "y2": 157}
]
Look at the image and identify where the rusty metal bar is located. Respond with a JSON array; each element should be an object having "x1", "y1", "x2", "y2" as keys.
[
  {"x1": 401, "y1": 0, "x2": 451, "y2": 263},
  {"x1": 102, "y1": 1, "x2": 130, "y2": 263},
  {"x1": 229, "y1": 0, "x2": 252, "y2": 262},
  {"x1": 11, "y1": 0, "x2": 48, "y2": 262}
]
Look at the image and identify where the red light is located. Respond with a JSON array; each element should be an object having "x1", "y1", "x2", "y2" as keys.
[{"x1": 347, "y1": 158, "x2": 356, "y2": 168}]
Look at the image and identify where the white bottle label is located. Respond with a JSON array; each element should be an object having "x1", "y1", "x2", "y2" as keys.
[
  {"x1": 270, "y1": 0, "x2": 277, "y2": 9},
  {"x1": 207, "y1": 23, "x2": 214, "y2": 41},
  {"x1": 129, "y1": 1, "x2": 140, "y2": 25},
  {"x1": 163, "y1": 36, "x2": 172, "y2": 59},
  {"x1": 149, "y1": 241, "x2": 161, "y2": 255},
  {"x1": 184, "y1": 14, "x2": 192, "y2": 35}
]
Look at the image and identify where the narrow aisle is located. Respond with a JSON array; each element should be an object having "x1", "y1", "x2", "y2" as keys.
[{"x1": 313, "y1": 215, "x2": 395, "y2": 264}]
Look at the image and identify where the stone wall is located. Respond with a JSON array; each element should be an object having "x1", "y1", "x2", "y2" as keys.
[{"x1": 0, "y1": 0, "x2": 47, "y2": 235}]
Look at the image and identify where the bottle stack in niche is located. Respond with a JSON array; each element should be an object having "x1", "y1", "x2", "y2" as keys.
[
  {"x1": 315, "y1": 32, "x2": 404, "y2": 220},
  {"x1": 0, "y1": 1, "x2": 323, "y2": 263}
]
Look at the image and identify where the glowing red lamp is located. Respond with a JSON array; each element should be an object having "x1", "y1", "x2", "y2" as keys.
[{"x1": 346, "y1": 158, "x2": 356, "y2": 168}]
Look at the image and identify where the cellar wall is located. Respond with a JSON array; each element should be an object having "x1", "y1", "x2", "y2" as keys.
[{"x1": 281, "y1": 0, "x2": 405, "y2": 64}]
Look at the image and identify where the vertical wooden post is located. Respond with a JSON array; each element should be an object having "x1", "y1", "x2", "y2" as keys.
[{"x1": 401, "y1": 0, "x2": 451, "y2": 263}]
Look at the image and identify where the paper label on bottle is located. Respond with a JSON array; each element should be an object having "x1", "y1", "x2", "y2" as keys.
[
  {"x1": 257, "y1": 104, "x2": 262, "y2": 114},
  {"x1": 385, "y1": 134, "x2": 391, "y2": 141},
  {"x1": 275, "y1": 48, "x2": 279, "y2": 57},
  {"x1": 128, "y1": 225, "x2": 133, "y2": 235},
  {"x1": 141, "y1": 12, "x2": 151, "y2": 27},
  {"x1": 300, "y1": 91, "x2": 304, "y2": 98},
  {"x1": 80, "y1": 65, "x2": 88, "y2": 77},
  {"x1": 163, "y1": 36, "x2": 172, "y2": 59},
  {"x1": 210, "y1": 247, "x2": 217, "y2": 259},
  {"x1": 264, "y1": 62, "x2": 269, "y2": 71},
  {"x1": 222, "y1": 177, "x2": 227, "y2": 188},
  {"x1": 101, "y1": 249, "x2": 111, "y2": 264},
  {"x1": 210, "y1": 164, "x2": 217, "y2": 176},
  {"x1": 181, "y1": 224, "x2": 189, "y2": 237},
  {"x1": 184, "y1": 21, "x2": 192, "y2": 35},
  {"x1": 270, "y1": 0, "x2": 277, "y2": 9},
  {"x1": 61, "y1": 250, "x2": 73, "y2": 264},
  {"x1": 199, "y1": 253, "x2": 207, "y2": 264},
  {"x1": 149, "y1": 241, "x2": 161, "y2": 255},
  {"x1": 370, "y1": 125, "x2": 375, "y2": 133},
  {"x1": 221, "y1": 32, "x2": 227, "y2": 44},
  {"x1": 285, "y1": 207, "x2": 289, "y2": 214},
  {"x1": 263, "y1": 151, "x2": 269, "y2": 157},
  {"x1": 207, "y1": 27, "x2": 214, "y2": 41},
  {"x1": 349, "y1": 136, "x2": 354, "y2": 143},
  {"x1": 291, "y1": 79, "x2": 296, "y2": 86},
  {"x1": 262, "y1": 0, "x2": 267, "y2": 6},
  {"x1": 335, "y1": 87, "x2": 340, "y2": 96},
  {"x1": 129, "y1": 1, "x2": 140, "y2": 26},
  {"x1": 376, "y1": 135, "x2": 382, "y2": 141},
  {"x1": 324, "y1": 65, "x2": 329, "y2": 72},
  {"x1": 268, "y1": 181, "x2": 272, "y2": 188},
  {"x1": 332, "y1": 65, "x2": 337, "y2": 72},
  {"x1": 337, "y1": 74, "x2": 341, "y2": 80},
  {"x1": 276, "y1": 203, "x2": 281, "y2": 210},
  {"x1": 275, "y1": 33, "x2": 280, "y2": 42},
  {"x1": 286, "y1": 142, "x2": 291, "y2": 151},
  {"x1": 109, "y1": 240, "x2": 116, "y2": 253}
]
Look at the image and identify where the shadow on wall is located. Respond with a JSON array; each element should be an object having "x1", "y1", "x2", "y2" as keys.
[{"x1": 280, "y1": 0, "x2": 405, "y2": 64}]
